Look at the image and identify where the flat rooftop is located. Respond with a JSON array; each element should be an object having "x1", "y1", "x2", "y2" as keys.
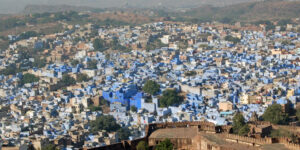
[{"x1": 149, "y1": 127, "x2": 198, "y2": 139}]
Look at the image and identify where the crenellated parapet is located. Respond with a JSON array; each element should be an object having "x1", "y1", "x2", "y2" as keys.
[
  {"x1": 83, "y1": 121, "x2": 300, "y2": 150},
  {"x1": 223, "y1": 133, "x2": 273, "y2": 145}
]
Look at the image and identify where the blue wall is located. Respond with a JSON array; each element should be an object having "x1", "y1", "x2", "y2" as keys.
[{"x1": 102, "y1": 84, "x2": 143, "y2": 110}]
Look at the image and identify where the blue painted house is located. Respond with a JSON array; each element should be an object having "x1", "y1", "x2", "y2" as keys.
[{"x1": 102, "y1": 84, "x2": 143, "y2": 109}]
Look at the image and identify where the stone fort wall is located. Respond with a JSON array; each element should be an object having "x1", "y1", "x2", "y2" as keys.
[
  {"x1": 224, "y1": 133, "x2": 272, "y2": 145},
  {"x1": 82, "y1": 121, "x2": 300, "y2": 150}
]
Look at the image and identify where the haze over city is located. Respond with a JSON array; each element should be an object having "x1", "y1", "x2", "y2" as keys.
[
  {"x1": 0, "y1": 0, "x2": 266, "y2": 13},
  {"x1": 0, "y1": 0, "x2": 299, "y2": 150}
]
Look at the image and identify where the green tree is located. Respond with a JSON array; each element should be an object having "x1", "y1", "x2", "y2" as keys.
[
  {"x1": 0, "y1": 36, "x2": 9, "y2": 41},
  {"x1": 232, "y1": 112, "x2": 250, "y2": 136},
  {"x1": 178, "y1": 40, "x2": 188, "y2": 50},
  {"x1": 220, "y1": 17, "x2": 233, "y2": 24},
  {"x1": 254, "y1": 20, "x2": 274, "y2": 31},
  {"x1": 42, "y1": 144, "x2": 57, "y2": 150},
  {"x1": 117, "y1": 127, "x2": 131, "y2": 141},
  {"x1": 136, "y1": 141, "x2": 149, "y2": 150},
  {"x1": 270, "y1": 128, "x2": 294, "y2": 138},
  {"x1": 277, "y1": 19, "x2": 292, "y2": 26},
  {"x1": 71, "y1": 59, "x2": 80, "y2": 67},
  {"x1": 145, "y1": 96, "x2": 153, "y2": 103},
  {"x1": 266, "y1": 24, "x2": 275, "y2": 31},
  {"x1": 155, "y1": 139, "x2": 173, "y2": 150},
  {"x1": 20, "y1": 73, "x2": 39, "y2": 85},
  {"x1": 146, "y1": 35, "x2": 168, "y2": 51},
  {"x1": 32, "y1": 57, "x2": 46, "y2": 68},
  {"x1": 0, "y1": 64, "x2": 19, "y2": 75},
  {"x1": 110, "y1": 39, "x2": 127, "y2": 51},
  {"x1": 159, "y1": 89, "x2": 184, "y2": 107},
  {"x1": 238, "y1": 124, "x2": 250, "y2": 136},
  {"x1": 0, "y1": 18, "x2": 25, "y2": 32},
  {"x1": 50, "y1": 74, "x2": 76, "y2": 91},
  {"x1": 232, "y1": 112, "x2": 246, "y2": 134},
  {"x1": 73, "y1": 37, "x2": 82, "y2": 44},
  {"x1": 61, "y1": 74, "x2": 76, "y2": 86},
  {"x1": 184, "y1": 71, "x2": 197, "y2": 76},
  {"x1": 90, "y1": 115, "x2": 121, "y2": 134},
  {"x1": 61, "y1": 54, "x2": 69, "y2": 62},
  {"x1": 105, "y1": 54, "x2": 110, "y2": 60},
  {"x1": 142, "y1": 80, "x2": 160, "y2": 95},
  {"x1": 99, "y1": 97, "x2": 110, "y2": 106},
  {"x1": 262, "y1": 104, "x2": 288, "y2": 125},
  {"x1": 77, "y1": 73, "x2": 90, "y2": 82},
  {"x1": 296, "y1": 108, "x2": 300, "y2": 121},
  {"x1": 93, "y1": 38, "x2": 106, "y2": 52},
  {"x1": 281, "y1": 40, "x2": 291, "y2": 46},
  {"x1": 87, "y1": 60, "x2": 98, "y2": 69},
  {"x1": 88, "y1": 106, "x2": 102, "y2": 112},
  {"x1": 19, "y1": 31, "x2": 39, "y2": 40},
  {"x1": 224, "y1": 35, "x2": 240, "y2": 44},
  {"x1": 280, "y1": 26, "x2": 286, "y2": 31},
  {"x1": 131, "y1": 105, "x2": 137, "y2": 112}
]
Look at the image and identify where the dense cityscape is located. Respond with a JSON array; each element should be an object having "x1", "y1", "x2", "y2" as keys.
[{"x1": 0, "y1": 4, "x2": 299, "y2": 150}]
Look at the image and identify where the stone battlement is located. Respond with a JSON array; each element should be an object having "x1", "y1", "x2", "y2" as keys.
[
  {"x1": 83, "y1": 121, "x2": 300, "y2": 150},
  {"x1": 224, "y1": 133, "x2": 272, "y2": 145},
  {"x1": 284, "y1": 142, "x2": 300, "y2": 150}
]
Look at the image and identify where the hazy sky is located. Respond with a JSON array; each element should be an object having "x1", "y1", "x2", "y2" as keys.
[{"x1": 0, "y1": 0, "x2": 260, "y2": 14}]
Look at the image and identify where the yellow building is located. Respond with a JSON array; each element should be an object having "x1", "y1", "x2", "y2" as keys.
[
  {"x1": 240, "y1": 93, "x2": 249, "y2": 104},
  {"x1": 286, "y1": 89, "x2": 294, "y2": 98},
  {"x1": 218, "y1": 101, "x2": 233, "y2": 111}
]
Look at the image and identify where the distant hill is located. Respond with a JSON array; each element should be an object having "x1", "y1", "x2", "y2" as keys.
[
  {"x1": 176, "y1": 0, "x2": 300, "y2": 23},
  {"x1": 20, "y1": 0, "x2": 300, "y2": 23},
  {"x1": 23, "y1": 5, "x2": 101, "y2": 14},
  {"x1": 0, "y1": 0, "x2": 263, "y2": 14}
]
